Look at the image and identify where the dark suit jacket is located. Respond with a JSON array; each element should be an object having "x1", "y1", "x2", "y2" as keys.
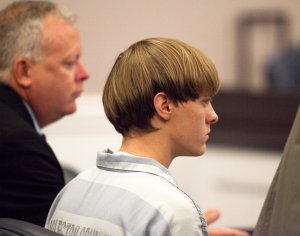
[
  {"x1": 253, "y1": 104, "x2": 300, "y2": 236},
  {"x1": 0, "y1": 84, "x2": 65, "y2": 226}
]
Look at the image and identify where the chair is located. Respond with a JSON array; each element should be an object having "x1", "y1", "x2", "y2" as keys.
[{"x1": 0, "y1": 218, "x2": 61, "y2": 236}]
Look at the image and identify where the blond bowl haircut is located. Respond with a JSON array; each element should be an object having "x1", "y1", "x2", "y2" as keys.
[
  {"x1": 103, "y1": 38, "x2": 220, "y2": 136},
  {"x1": 0, "y1": 1, "x2": 76, "y2": 84}
]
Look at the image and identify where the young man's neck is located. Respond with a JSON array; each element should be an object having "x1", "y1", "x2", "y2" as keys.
[{"x1": 119, "y1": 131, "x2": 173, "y2": 168}]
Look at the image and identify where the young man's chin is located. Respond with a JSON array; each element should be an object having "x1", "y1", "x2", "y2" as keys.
[
  {"x1": 196, "y1": 145, "x2": 207, "y2": 156},
  {"x1": 185, "y1": 146, "x2": 207, "y2": 157}
]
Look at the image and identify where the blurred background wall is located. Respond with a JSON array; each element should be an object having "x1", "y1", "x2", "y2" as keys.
[
  {"x1": 2, "y1": 0, "x2": 299, "y2": 93},
  {"x1": 1, "y1": 0, "x2": 299, "y2": 230}
]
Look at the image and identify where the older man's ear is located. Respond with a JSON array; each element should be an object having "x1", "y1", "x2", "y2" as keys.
[{"x1": 12, "y1": 57, "x2": 33, "y2": 88}]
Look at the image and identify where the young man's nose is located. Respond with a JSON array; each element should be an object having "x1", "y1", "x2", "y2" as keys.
[{"x1": 207, "y1": 106, "x2": 219, "y2": 124}]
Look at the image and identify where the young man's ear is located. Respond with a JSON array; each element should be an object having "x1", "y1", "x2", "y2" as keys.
[
  {"x1": 153, "y1": 92, "x2": 173, "y2": 121},
  {"x1": 12, "y1": 57, "x2": 33, "y2": 88}
]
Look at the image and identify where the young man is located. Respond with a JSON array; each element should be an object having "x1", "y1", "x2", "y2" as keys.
[
  {"x1": 0, "y1": 1, "x2": 89, "y2": 226},
  {"x1": 46, "y1": 38, "x2": 248, "y2": 236}
]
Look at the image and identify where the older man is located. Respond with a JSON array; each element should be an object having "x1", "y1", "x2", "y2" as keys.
[{"x1": 0, "y1": 1, "x2": 89, "y2": 226}]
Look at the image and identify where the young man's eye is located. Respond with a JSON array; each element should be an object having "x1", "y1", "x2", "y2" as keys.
[{"x1": 202, "y1": 98, "x2": 211, "y2": 105}]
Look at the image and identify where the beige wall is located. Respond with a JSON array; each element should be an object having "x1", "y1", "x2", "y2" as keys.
[{"x1": 1, "y1": 0, "x2": 300, "y2": 92}]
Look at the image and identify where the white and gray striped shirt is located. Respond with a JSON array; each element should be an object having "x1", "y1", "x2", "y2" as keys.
[{"x1": 46, "y1": 151, "x2": 207, "y2": 236}]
